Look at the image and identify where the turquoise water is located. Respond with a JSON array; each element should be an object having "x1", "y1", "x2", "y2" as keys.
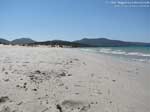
[{"x1": 80, "y1": 46, "x2": 150, "y2": 62}]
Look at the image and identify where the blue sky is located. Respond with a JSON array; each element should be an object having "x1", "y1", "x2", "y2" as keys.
[{"x1": 0, "y1": 0, "x2": 150, "y2": 42}]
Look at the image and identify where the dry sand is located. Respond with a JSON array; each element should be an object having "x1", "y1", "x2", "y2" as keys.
[{"x1": 0, "y1": 45, "x2": 150, "y2": 112}]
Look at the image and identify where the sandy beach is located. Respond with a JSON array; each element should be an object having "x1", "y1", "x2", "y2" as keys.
[{"x1": 0, "y1": 45, "x2": 150, "y2": 112}]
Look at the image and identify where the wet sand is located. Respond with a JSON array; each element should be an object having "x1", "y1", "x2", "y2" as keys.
[{"x1": 0, "y1": 45, "x2": 150, "y2": 112}]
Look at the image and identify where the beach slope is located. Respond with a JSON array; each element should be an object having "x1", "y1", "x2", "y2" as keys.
[{"x1": 0, "y1": 46, "x2": 150, "y2": 112}]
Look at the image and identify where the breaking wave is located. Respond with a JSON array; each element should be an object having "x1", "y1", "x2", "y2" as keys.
[
  {"x1": 98, "y1": 48, "x2": 150, "y2": 57},
  {"x1": 80, "y1": 47, "x2": 150, "y2": 62}
]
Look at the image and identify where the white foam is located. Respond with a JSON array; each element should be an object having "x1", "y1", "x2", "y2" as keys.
[
  {"x1": 80, "y1": 48, "x2": 150, "y2": 60},
  {"x1": 126, "y1": 52, "x2": 150, "y2": 57},
  {"x1": 99, "y1": 48, "x2": 126, "y2": 55}
]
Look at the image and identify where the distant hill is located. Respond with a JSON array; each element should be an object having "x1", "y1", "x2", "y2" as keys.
[
  {"x1": 0, "y1": 38, "x2": 10, "y2": 44},
  {"x1": 28, "y1": 40, "x2": 93, "y2": 47},
  {"x1": 1, "y1": 37, "x2": 150, "y2": 47},
  {"x1": 11, "y1": 38, "x2": 36, "y2": 45},
  {"x1": 74, "y1": 38, "x2": 150, "y2": 47}
]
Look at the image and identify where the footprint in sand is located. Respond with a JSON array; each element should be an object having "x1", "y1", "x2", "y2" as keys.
[
  {"x1": 0, "y1": 106, "x2": 11, "y2": 112},
  {"x1": 0, "y1": 96, "x2": 10, "y2": 104},
  {"x1": 56, "y1": 100, "x2": 90, "y2": 112}
]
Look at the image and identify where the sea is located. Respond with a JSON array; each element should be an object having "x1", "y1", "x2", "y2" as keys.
[{"x1": 79, "y1": 46, "x2": 150, "y2": 63}]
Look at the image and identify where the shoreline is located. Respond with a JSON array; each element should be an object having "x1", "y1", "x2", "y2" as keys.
[
  {"x1": 0, "y1": 46, "x2": 150, "y2": 112},
  {"x1": 77, "y1": 47, "x2": 150, "y2": 64}
]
